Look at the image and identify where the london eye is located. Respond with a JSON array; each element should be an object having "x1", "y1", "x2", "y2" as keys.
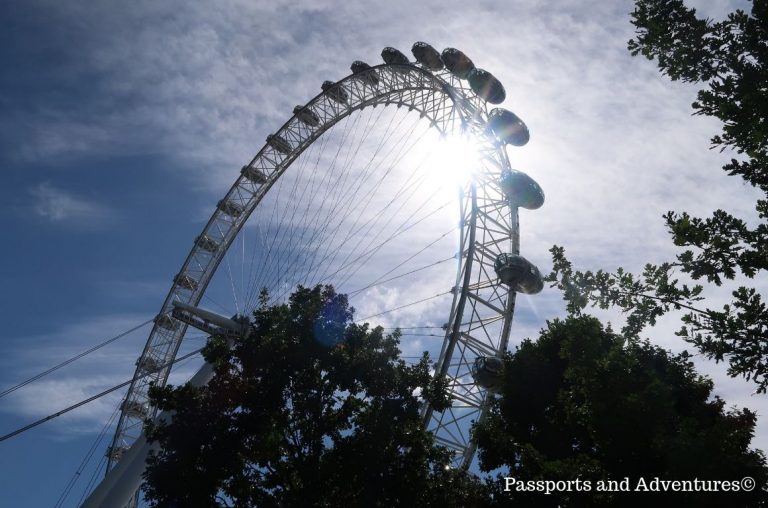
[{"x1": 86, "y1": 41, "x2": 545, "y2": 506}]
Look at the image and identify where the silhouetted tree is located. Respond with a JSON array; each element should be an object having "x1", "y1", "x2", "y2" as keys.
[
  {"x1": 473, "y1": 315, "x2": 768, "y2": 507},
  {"x1": 547, "y1": 0, "x2": 768, "y2": 390},
  {"x1": 142, "y1": 285, "x2": 489, "y2": 507}
]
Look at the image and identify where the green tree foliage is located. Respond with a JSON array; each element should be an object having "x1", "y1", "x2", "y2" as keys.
[
  {"x1": 141, "y1": 285, "x2": 488, "y2": 507},
  {"x1": 547, "y1": 0, "x2": 768, "y2": 390},
  {"x1": 473, "y1": 315, "x2": 768, "y2": 507}
]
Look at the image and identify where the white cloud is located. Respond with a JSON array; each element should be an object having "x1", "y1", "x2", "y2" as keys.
[
  {"x1": 5, "y1": 0, "x2": 766, "y2": 456},
  {"x1": 3, "y1": 376, "x2": 125, "y2": 437},
  {"x1": 0, "y1": 307, "x2": 214, "y2": 441},
  {"x1": 28, "y1": 182, "x2": 111, "y2": 224},
  {"x1": 0, "y1": 314, "x2": 153, "y2": 437}
]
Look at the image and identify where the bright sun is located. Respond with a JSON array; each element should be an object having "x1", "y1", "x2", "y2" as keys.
[{"x1": 421, "y1": 130, "x2": 482, "y2": 195}]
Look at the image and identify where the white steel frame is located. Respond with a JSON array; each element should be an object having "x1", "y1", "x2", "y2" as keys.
[{"x1": 107, "y1": 59, "x2": 524, "y2": 476}]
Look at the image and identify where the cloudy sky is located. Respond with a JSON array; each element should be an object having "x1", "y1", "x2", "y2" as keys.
[{"x1": 1, "y1": 0, "x2": 763, "y2": 506}]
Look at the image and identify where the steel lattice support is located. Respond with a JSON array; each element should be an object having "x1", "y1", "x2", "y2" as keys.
[{"x1": 107, "y1": 52, "x2": 536, "y2": 481}]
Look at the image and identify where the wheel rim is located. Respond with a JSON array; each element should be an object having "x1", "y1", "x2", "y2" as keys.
[{"x1": 108, "y1": 58, "x2": 524, "y2": 473}]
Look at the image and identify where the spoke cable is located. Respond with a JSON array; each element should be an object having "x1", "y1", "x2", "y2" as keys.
[
  {"x1": 249, "y1": 107, "x2": 359, "y2": 302},
  {"x1": 264, "y1": 107, "x2": 414, "y2": 301},
  {"x1": 54, "y1": 404, "x2": 121, "y2": 508},
  {"x1": 331, "y1": 182, "x2": 454, "y2": 290},
  {"x1": 348, "y1": 227, "x2": 457, "y2": 296},
  {"x1": 280, "y1": 106, "x2": 401, "y2": 296},
  {"x1": 77, "y1": 456, "x2": 107, "y2": 508},
  {"x1": 0, "y1": 347, "x2": 204, "y2": 443},
  {"x1": 308, "y1": 118, "x2": 436, "y2": 286},
  {"x1": 306, "y1": 112, "x2": 431, "y2": 279},
  {"x1": 0, "y1": 318, "x2": 153, "y2": 400},
  {"x1": 357, "y1": 290, "x2": 451, "y2": 322},
  {"x1": 315, "y1": 200, "x2": 453, "y2": 289},
  {"x1": 349, "y1": 254, "x2": 455, "y2": 297}
]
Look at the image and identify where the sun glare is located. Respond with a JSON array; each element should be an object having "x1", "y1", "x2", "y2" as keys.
[{"x1": 422, "y1": 131, "x2": 482, "y2": 195}]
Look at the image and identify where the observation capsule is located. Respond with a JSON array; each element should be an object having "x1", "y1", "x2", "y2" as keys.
[
  {"x1": 121, "y1": 399, "x2": 150, "y2": 419},
  {"x1": 136, "y1": 356, "x2": 162, "y2": 374},
  {"x1": 471, "y1": 356, "x2": 504, "y2": 393},
  {"x1": 494, "y1": 253, "x2": 543, "y2": 294},
  {"x1": 106, "y1": 445, "x2": 129, "y2": 462},
  {"x1": 241, "y1": 165, "x2": 268, "y2": 184},
  {"x1": 174, "y1": 273, "x2": 198, "y2": 291},
  {"x1": 154, "y1": 314, "x2": 178, "y2": 331},
  {"x1": 441, "y1": 48, "x2": 475, "y2": 79},
  {"x1": 195, "y1": 234, "x2": 219, "y2": 253},
  {"x1": 468, "y1": 68, "x2": 506, "y2": 104},
  {"x1": 217, "y1": 199, "x2": 244, "y2": 218},
  {"x1": 322, "y1": 80, "x2": 349, "y2": 104},
  {"x1": 486, "y1": 108, "x2": 530, "y2": 146},
  {"x1": 266, "y1": 134, "x2": 292, "y2": 155},
  {"x1": 293, "y1": 105, "x2": 320, "y2": 127},
  {"x1": 500, "y1": 170, "x2": 544, "y2": 210},
  {"x1": 381, "y1": 46, "x2": 411, "y2": 66},
  {"x1": 350, "y1": 60, "x2": 380, "y2": 87},
  {"x1": 411, "y1": 42, "x2": 443, "y2": 70}
]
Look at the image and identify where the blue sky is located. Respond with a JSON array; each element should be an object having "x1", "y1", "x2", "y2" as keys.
[{"x1": 1, "y1": 0, "x2": 764, "y2": 506}]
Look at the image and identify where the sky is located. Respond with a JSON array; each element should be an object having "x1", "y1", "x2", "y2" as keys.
[{"x1": 1, "y1": 0, "x2": 764, "y2": 506}]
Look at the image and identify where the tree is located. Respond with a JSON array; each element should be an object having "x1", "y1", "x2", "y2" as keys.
[
  {"x1": 141, "y1": 285, "x2": 489, "y2": 507},
  {"x1": 547, "y1": 0, "x2": 768, "y2": 390},
  {"x1": 473, "y1": 315, "x2": 768, "y2": 507}
]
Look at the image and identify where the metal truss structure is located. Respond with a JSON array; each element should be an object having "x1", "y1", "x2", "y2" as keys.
[{"x1": 106, "y1": 43, "x2": 536, "y2": 487}]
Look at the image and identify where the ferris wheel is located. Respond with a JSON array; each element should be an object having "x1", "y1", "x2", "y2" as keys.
[{"x1": 88, "y1": 41, "x2": 545, "y2": 505}]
